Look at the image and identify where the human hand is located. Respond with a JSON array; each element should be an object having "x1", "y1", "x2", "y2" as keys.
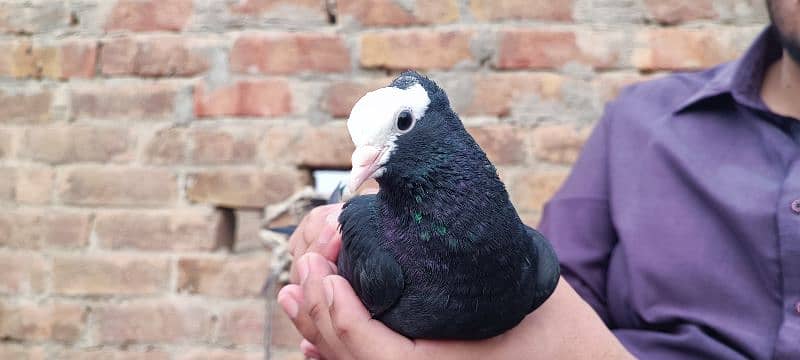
[
  {"x1": 287, "y1": 203, "x2": 344, "y2": 284},
  {"x1": 278, "y1": 252, "x2": 632, "y2": 360}
]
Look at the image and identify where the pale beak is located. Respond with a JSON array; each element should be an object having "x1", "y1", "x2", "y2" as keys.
[{"x1": 348, "y1": 145, "x2": 384, "y2": 193}]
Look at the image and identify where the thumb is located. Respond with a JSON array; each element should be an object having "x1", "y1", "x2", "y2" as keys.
[{"x1": 323, "y1": 275, "x2": 418, "y2": 360}]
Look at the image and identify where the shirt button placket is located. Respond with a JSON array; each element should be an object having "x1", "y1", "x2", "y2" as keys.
[{"x1": 791, "y1": 199, "x2": 800, "y2": 214}]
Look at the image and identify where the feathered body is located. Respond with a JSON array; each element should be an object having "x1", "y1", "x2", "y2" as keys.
[{"x1": 338, "y1": 72, "x2": 559, "y2": 340}]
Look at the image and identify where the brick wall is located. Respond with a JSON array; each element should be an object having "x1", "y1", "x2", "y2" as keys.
[{"x1": 0, "y1": 0, "x2": 768, "y2": 359}]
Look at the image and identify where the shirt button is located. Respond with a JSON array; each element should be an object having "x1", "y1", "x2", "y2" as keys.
[
  {"x1": 792, "y1": 200, "x2": 800, "y2": 214},
  {"x1": 796, "y1": 302, "x2": 800, "y2": 315}
]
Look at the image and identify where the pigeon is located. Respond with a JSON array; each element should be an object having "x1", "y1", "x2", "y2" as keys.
[{"x1": 337, "y1": 71, "x2": 560, "y2": 340}]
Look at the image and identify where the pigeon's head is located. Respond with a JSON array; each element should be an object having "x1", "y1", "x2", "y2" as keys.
[{"x1": 346, "y1": 71, "x2": 454, "y2": 192}]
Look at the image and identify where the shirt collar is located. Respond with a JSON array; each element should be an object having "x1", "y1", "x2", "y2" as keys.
[{"x1": 675, "y1": 26, "x2": 784, "y2": 114}]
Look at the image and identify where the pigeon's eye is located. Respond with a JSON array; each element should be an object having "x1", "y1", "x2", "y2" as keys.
[{"x1": 396, "y1": 110, "x2": 414, "y2": 132}]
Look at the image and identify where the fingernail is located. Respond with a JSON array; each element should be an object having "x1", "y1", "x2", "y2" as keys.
[
  {"x1": 279, "y1": 296, "x2": 299, "y2": 319},
  {"x1": 299, "y1": 258, "x2": 310, "y2": 284},
  {"x1": 323, "y1": 277, "x2": 334, "y2": 307}
]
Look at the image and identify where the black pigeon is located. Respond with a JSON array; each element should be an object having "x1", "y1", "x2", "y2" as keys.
[{"x1": 337, "y1": 71, "x2": 560, "y2": 340}]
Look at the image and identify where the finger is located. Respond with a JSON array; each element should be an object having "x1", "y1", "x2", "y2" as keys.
[
  {"x1": 277, "y1": 283, "x2": 322, "y2": 346},
  {"x1": 306, "y1": 207, "x2": 344, "y2": 262},
  {"x1": 290, "y1": 204, "x2": 340, "y2": 283},
  {"x1": 301, "y1": 339, "x2": 323, "y2": 359},
  {"x1": 324, "y1": 275, "x2": 418, "y2": 360},
  {"x1": 301, "y1": 253, "x2": 353, "y2": 360}
]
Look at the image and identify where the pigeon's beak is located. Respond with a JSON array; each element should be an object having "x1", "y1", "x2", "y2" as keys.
[{"x1": 348, "y1": 145, "x2": 384, "y2": 193}]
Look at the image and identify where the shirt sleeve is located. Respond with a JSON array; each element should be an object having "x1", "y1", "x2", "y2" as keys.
[{"x1": 537, "y1": 103, "x2": 618, "y2": 325}]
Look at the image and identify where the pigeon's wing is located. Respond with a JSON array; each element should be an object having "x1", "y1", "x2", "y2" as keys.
[
  {"x1": 338, "y1": 195, "x2": 405, "y2": 317},
  {"x1": 524, "y1": 226, "x2": 560, "y2": 311}
]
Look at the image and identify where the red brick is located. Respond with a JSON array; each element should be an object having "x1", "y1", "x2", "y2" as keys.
[
  {"x1": 644, "y1": 0, "x2": 716, "y2": 24},
  {"x1": 105, "y1": 0, "x2": 193, "y2": 32},
  {"x1": 231, "y1": 33, "x2": 350, "y2": 75},
  {"x1": 55, "y1": 350, "x2": 171, "y2": 360},
  {"x1": 338, "y1": 0, "x2": 459, "y2": 26},
  {"x1": 505, "y1": 169, "x2": 569, "y2": 213},
  {"x1": 0, "y1": 40, "x2": 95, "y2": 79},
  {"x1": 323, "y1": 78, "x2": 389, "y2": 118},
  {"x1": 70, "y1": 82, "x2": 177, "y2": 121},
  {"x1": 593, "y1": 72, "x2": 651, "y2": 103},
  {"x1": 467, "y1": 125, "x2": 528, "y2": 165},
  {"x1": 462, "y1": 73, "x2": 563, "y2": 116},
  {"x1": 57, "y1": 40, "x2": 97, "y2": 79},
  {"x1": 0, "y1": 88, "x2": 53, "y2": 124},
  {"x1": 0, "y1": 128, "x2": 12, "y2": 158},
  {"x1": 95, "y1": 299, "x2": 215, "y2": 344},
  {"x1": 0, "y1": 210, "x2": 90, "y2": 249},
  {"x1": 263, "y1": 124, "x2": 354, "y2": 168},
  {"x1": 19, "y1": 125, "x2": 133, "y2": 164},
  {"x1": 0, "y1": 252, "x2": 47, "y2": 295},
  {"x1": 0, "y1": 344, "x2": 45, "y2": 360},
  {"x1": 94, "y1": 209, "x2": 229, "y2": 251},
  {"x1": 100, "y1": 36, "x2": 210, "y2": 77},
  {"x1": 632, "y1": 28, "x2": 739, "y2": 71},
  {"x1": 57, "y1": 166, "x2": 178, "y2": 206},
  {"x1": 53, "y1": 254, "x2": 169, "y2": 296},
  {"x1": 470, "y1": 0, "x2": 572, "y2": 21},
  {"x1": 175, "y1": 350, "x2": 264, "y2": 360},
  {"x1": 217, "y1": 302, "x2": 265, "y2": 346},
  {"x1": 189, "y1": 128, "x2": 258, "y2": 165},
  {"x1": 532, "y1": 124, "x2": 591, "y2": 164},
  {"x1": 0, "y1": 1, "x2": 69, "y2": 35},
  {"x1": 177, "y1": 254, "x2": 269, "y2": 297},
  {"x1": 194, "y1": 80, "x2": 292, "y2": 118},
  {"x1": 0, "y1": 166, "x2": 54, "y2": 205},
  {"x1": 187, "y1": 169, "x2": 309, "y2": 208},
  {"x1": 234, "y1": 209, "x2": 263, "y2": 253},
  {"x1": 230, "y1": 0, "x2": 324, "y2": 17},
  {"x1": 0, "y1": 301, "x2": 85, "y2": 343},
  {"x1": 142, "y1": 127, "x2": 188, "y2": 165},
  {"x1": 360, "y1": 30, "x2": 474, "y2": 70},
  {"x1": 496, "y1": 30, "x2": 620, "y2": 70}
]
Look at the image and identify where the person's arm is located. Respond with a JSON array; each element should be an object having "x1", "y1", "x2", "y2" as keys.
[{"x1": 280, "y1": 252, "x2": 632, "y2": 360}]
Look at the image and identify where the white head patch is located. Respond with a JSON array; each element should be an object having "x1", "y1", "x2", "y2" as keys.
[{"x1": 346, "y1": 83, "x2": 431, "y2": 170}]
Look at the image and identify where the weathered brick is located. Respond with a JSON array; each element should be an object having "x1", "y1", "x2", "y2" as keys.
[
  {"x1": 505, "y1": 169, "x2": 570, "y2": 213},
  {"x1": 360, "y1": 30, "x2": 473, "y2": 70},
  {"x1": 189, "y1": 128, "x2": 259, "y2": 165},
  {"x1": 338, "y1": 0, "x2": 459, "y2": 26},
  {"x1": 19, "y1": 125, "x2": 133, "y2": 164},
  {"x1": 100, "y1": 36, "x2": 210, "y2": 77},
  {"x1": 0, "y1": 40, "x2": 96, "y2": 79},
  {"x1": 0, "y1": 87, "x2": 53, "y2": 124},
  {"x1": 71, "y1": 82, "x2": 177, "y2": 121},
  {"x1": 52, "y1": 254, "x2": 169, "y2": 296},
  {"x1": 263, "y1": 124, "x2": 354, "y2": 168},
  {"x1": 462, "y1": 73, "x2": 564, "y2": 116},
  {"x1": 55, "y1": 349, "x2": 171, "y2": 360},
  {"x1": 593, "y1": 72, "x2": 650, "y2": 103},
  {"x1": 632, "y1": 28, "x2": 739, "y2": 71},
  {"x1": 175, "y1": 350, "x2": 264, "y2": 360},
  {"x1": 0, "y1": 301, "x2": 85, "y2": 343},
  {"x1": 0, "y1": 252, "x2": 47, "y2": 295},
  {"x1": 532, "y1": 124, "x2": 591, "y2": 165},
  {"x1": 467, "y1": 125, "x2": 528, "y2": 165},
  {"x1": 0, "y1": 1, "x2": 69, "y2": 34},
  {"x1": 0, "y1": 166, "x2": 54, "y2": 205},
  {"x1": 94, "y1": 209, "x2": 229, "y2": 251},
  {"x1": 194, "y1": 80, "x2": 292, "y2": 118},
  {"x1": 217, "y1": 301, "x2": 265, "y2": 346},
  {"x1": 143, "y1": 127, "x2": 188, "y2": 165},
  {"x1": 323, "y1": 78, "x2": 389, "y2": 118},
  {"x1": 57, "y1": 166, "x2": 178, "y2": 206},
  {"x1": 0, "y1": 210, "x2": 90, "y2": 249},
  {"x1": 234, "y1": 209, "x2": 263, "y2": 253},
  {"x1": 231, "y1": 33, "x2": 350, "y2": 75},
  {"x1": 187, "y1": 169, "x2": 308, "y2": 208},
  {"x1": 0, "y1": 344, "x2": 45, "y2": 360},
  {"x1": 496, "y1": 30, "x2": 620, "y2": 70},
  {"x1": 229, "y1": 0, "x2": 326, "y2": 18},
  {"x1": 643, "y1": 0, "x2": 716, "y2": 24},
  {"x1": 105, "y1": 0, "x2": 193, "y2": 32},
  {"x1": 177, "y1": 254, "x2": 269, "y2": 297},
  {"x1": 470, "y1": 0, "x2": 572, "y2": 21},
  {"x1": 95, "y1": 299, "x2": 215, "y2": 344},
  {"x1": 0, "y1": 128, "x2": 12, "y2": 158},
  {"x1": 54, "y1": 40, "x2": 97, "y2": 79}
]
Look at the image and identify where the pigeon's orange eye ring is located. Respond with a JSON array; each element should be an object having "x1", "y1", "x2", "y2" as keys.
[{"x1": 396, "y1": 109, "x2": 414, "y2": 132}]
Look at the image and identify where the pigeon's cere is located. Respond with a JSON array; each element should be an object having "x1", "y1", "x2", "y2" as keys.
[{"x1": 337, "y1": 71, "x2": 560, "y2": 340}]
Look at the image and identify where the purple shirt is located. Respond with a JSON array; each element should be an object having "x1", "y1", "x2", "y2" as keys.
[{"x1": 539, "y1": 26, "x2": 800, "y2": 359}]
